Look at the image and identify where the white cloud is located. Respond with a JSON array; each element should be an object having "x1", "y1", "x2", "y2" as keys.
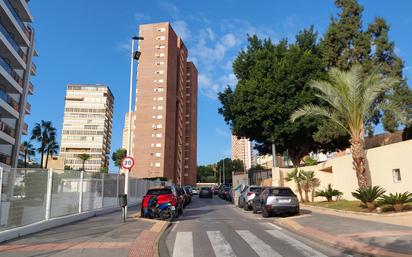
[
  {"x1": 158, "y1": 1, "x2": 180, "y2": 19},
  {"x1": 134, "y1": 13, "x2": 150, "y2": 23},
  {"x1": 206, "y1": 27, "x2": 215, "y2": 41},
  {"x1": 172, "y1": 20, "x2": 191, "y2": 41},
  {"x1": 215, "y1": 127, "x2": 229, "y2": 137}
]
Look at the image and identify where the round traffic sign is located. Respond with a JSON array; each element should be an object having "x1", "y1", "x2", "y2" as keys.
[{"x1": 121, "y1": 156, "x2": 135, "y2": 169}]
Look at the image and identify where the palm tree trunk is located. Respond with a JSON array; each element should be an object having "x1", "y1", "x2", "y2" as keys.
[
  {"x1": 40, "y1": 148, "x2": 44, "y2": 169},
  {"x1": 24, "y1": 151, "x2": 27, "y2": 169},
  {"x1": 82, "y1": 161, "x2": 85, "y2": 171},
  {"x1": 351, "y1": 138, "x2": 368, "y2": 188},
  {"x1": 45, "y1": 151, "x2": 50, "y2": 169},
  {"x1": 304, "y1": 189, "x2": 309, "y2": 202},
  {"x1": 297, "y1": 183, "x2": 304, "y2": 202},
  {"x1": 311, "y1": 187, "x2": 315, "y2": 202}
]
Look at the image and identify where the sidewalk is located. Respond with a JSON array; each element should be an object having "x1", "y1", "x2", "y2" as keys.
[
  {"x1": 0, "y1": 206, "x2": 167, "y2": 257},
  {"x1": 275, "y1": 205, "x2": 412, "y2": 257}
]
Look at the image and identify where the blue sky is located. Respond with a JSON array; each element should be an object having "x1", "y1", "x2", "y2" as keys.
[{"x1": 26, "y1": 0, "x2": 412, "y2": 169}]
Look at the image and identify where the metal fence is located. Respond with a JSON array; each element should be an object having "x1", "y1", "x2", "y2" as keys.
[
  {"x1": 0, "y1": 168, "x2": 165, "y2": 232},
  {"x1": 248, "y1": 169, "x2": 272, "y2": 185}
]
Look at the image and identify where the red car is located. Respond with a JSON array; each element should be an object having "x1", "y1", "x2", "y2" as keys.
[{"x1": 141, "y1": 186, "x2": 183, "y2": 217}]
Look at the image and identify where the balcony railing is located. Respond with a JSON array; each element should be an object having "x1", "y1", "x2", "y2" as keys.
[
  {"x1": 0, "y1": 22, "x2": 27, "y2": 62},
  {"x1": 0, "y1": 56, "x2": 24, "y2": 87},
  {"x1": 31, "y1": 62, "x2": 36, "y2": 75},
  {"x1": 0, "y1": 88, "x2": 19, "y2": 111},
  {"x1": 3, "y1": 0, "x2": 31, "y2": 39},
  {"x1": 28, "y1": 81, "x2": 33, "y2": 93},
  {"x1": 25, "y1": 102, "x2": 31, "y2": 113},
  {"x1": 0, "y1": 120, "x2": 15, "y2": 138},
  {"x1": 0, "y1": 152, "x2": 11, "y2": 165}
]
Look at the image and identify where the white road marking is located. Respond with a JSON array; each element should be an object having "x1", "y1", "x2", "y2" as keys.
[
  {"x1": 236, "y1": 230, "x2": 283, "y2": 257},
  {"x1": 171, "y1": 221, "x2": 180, "y2": 232},
  {"x1": 207, "y1": 231, "x2": 236, "y2": 257},
  {"x1": 172, "y1": 231, "x2": 193, "y2": 257},
  {"x1": 265, "y1": 222, "x2": 283, "y2": 230},
  {"x1": 266, "y1": 230, "x2": 328, "y2": 257}
]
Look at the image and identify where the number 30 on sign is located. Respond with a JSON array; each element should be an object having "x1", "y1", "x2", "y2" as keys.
[{"x1": 121, "y1": 156, "x2": 135, "y2": 170}]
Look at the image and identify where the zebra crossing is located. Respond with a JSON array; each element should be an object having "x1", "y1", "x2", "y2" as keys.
[{"x1": 171, "y1": 227, "x2": 329, "y2": 257}]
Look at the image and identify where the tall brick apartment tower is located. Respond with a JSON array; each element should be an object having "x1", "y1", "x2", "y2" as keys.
[{"x1": 131, "y1": 22, "x2": 197, "y2": 185}]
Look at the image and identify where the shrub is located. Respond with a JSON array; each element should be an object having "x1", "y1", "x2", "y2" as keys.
[
  {"x1": 351, "y1": 186, "x2": 386, "y2": 204},
  {"x1": 380, "y1": 192, "x2": 412, "y2": 212},
  {"x1": 315, "y1": 184, "x2": 343, "y2": 202},
  {"x1": 304, "y1": 157, "x2": 318, "y2": 166}
]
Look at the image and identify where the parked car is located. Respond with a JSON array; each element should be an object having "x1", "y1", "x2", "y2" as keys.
[
  {"x1": 256, "y1": 187, "x2": 299, "y2": 217},
  {"x1": 141, "y1": 186, "x2": 183, "y2": 218},
  {"x1": 238, "y1": 185, "x2": 262, "y2": 211},
  {"x1": 251, "y1": 187, "x2": 268, "y2": 214},
  {"x1": 199, "y1": 187, "x2": 213, "y2": 198},
  {"x1": 182, "y1": 186, "x2": 192, "y2": 204},
  {"x1": 192, "y1": 187, "x2": 200, "y2": 195},
  {"x1": 219, "y1": 186, "x2": 232, "y2": 201},
  {"x1": 177, "y1": 187, "x2": 189, "y2": 207}
]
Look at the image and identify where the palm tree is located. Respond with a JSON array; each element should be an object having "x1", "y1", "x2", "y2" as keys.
[
  {"x1": 21, "y1": 141, "x2": 35, "y2": 168},
  {"x1": 44, "y1": 140, "x2": 59, "y2": 168},
  {"x1": 78, "y1": 153, "x2": 90, "y2": 171},
  {"x1": 291, "y1": 65, "x2": 402, "y2": 188},
  {"x1": 31, "y1": 120, "x2": 56, "y2": 168},
  {"x1": 285, "y1": 168, "x2": 304, "y2": 202},
  {"x1": 301, "y1": 171, "x2": 320, "y2": 202}
]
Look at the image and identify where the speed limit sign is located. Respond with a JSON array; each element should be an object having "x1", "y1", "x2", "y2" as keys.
[{"x1": 121, "y1": 156, "x2": 135, "y2": 170}]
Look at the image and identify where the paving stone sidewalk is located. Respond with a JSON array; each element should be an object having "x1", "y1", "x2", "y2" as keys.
[
  {"x1": 275, "y1": 206, "x2": 412, "y2": 257},
  {"x1": 0, "y1": 206, "x2": 166, "y2": 257}
]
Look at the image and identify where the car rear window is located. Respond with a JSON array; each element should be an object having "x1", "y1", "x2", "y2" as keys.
[
  {"x1": 249, "y1": 187, "x2": 261, "y2": 193},
  {"x1": 223, "y1": 187, "x2": 230, "y2": 191},
  {"x1": 201, "y1": 187, "x2": 210, "y2": 190},
  {"x1": 270, "y1": 188, "x2": 294, "y2": 196},
  {"x1": 147, "y1": 188, "x2": 172, "y2": 195}
]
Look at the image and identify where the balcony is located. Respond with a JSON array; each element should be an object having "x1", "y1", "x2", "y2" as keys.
[
  {"x1": 3, "y1": 0, "x2": 31, "y2": 40},
  {"x1": 25, "y1": 102, "x2": 31, "y2": 114},
  {"x1": 0, "y1": 56, "x2": 24, "y2": 88},
  {"x1": 28, "y1": 81, "x2": 33, "y2": 94},
  {"x1": 0, "y1": 120, "x2": 15, "y2": 138},
  {"x1": 30, "y1": 62, "x2": 36, "y2": 75},
  {"x1": 0, "y1": 88, "x2": 19, "y2": 112},
  {"x1": 8, "y1": 0, "x2": 33, "y2": 22},
  {"x1": 0, "y1": 152, "x2": 12, "y2": 166},
  {"x1": 22, "y1": 122, "x2": 28, "y2": 135},
  {"x1": 0, "y1": 22, "x2": 27, "y2": 63}
]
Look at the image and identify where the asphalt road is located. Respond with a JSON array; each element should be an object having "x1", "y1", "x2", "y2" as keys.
[{"x1": 159, "y1": 196, "x2": 361, "y2": 257}]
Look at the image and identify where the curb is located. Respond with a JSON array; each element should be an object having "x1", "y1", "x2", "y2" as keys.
[
  {"x1": 154, "y1": 221, "x2": 169, "y2": 257},
  {"x1": 301, "y1": 204, "x2": 412, "y2": 217}
]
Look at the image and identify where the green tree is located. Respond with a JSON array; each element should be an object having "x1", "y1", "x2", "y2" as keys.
[
  {"x1": 112, "y1": 148, "x2": 127, "y2": 170},
  {"x1": 44, "y1": 139, "x2": 59, "y2": 169},
  {"x1": 301, "y1": 171, "x2": 320, "y2": 202},
  {"x1": 77, "y1": 153, "x2": 90, "y2": 172},
  {"x1": 197, "y1": 165, "x2": 215, "y2": 182},
  {"x1": 321, "y1": 0, "x2": 412, "y2": 136},
  {"x1": 291, "y1": 65, "x2": 403, "y2": 187},
  {"x1": 219, "y1": 28, "x2": 334, "y2": 165},
  {"x1": 31, "y1": 120, "x2": 57, "y2": 168},
  {"x1": 285, "y1": 168, "x2": 304, "y2": 202},
  {"x1": 21, "y1": 140, "x2": 35, "y2": 169},
  {"x1": 99, "y1": 167, "x2": 108, "y2": 173},
  {"x1": 216, "y1": 158, "x2": 244, "y2": 184}
]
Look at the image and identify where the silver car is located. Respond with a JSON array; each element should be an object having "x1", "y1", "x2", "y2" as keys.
[
  {"x1": 257, "y1": 187, "x2": 299, "y2": 217},
  {"x1": 238, "y1": 185, "x2": 262, "y2": 211}
]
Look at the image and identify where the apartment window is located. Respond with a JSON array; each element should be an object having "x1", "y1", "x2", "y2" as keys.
[
  {"x1": 155, "y1": 61, "x2": 165, "y2": 65},
  {"x1": 157, "y1": 106, "x2": 163, "y2": 110},
  {"x1": 155, "y1": 70, "x2": 164, "y2": 74},
  {"x1": 158, "y1": 97, "x2": 164, "y2": 101},
  {"x1": 155, "y1": 45, "x2": 166, "y2": 49},
  {"x1": 152, "y1": 134, "x2": 155, "y2": 137},
  {"x1": 154, "y1": 87, "x2": 164, "y2": 92},
  {"x1": 186, "y1": 80, "x2": 190, "y2": 82},
  {"x1": 155, "y1": 162, "x2": 161, "y2": 167},
  {"x1": 156, "y1": 124, "x2": 162, "y2": 129},
  {"x1": 393, "y1": 169, "x2": 401, "y2": 183},
  {"x1": 156, "y1": 36, "x2": 166, "y2": 40},
  {"x1": 152, "y1": 124, "x2": 158, "y2": 130},
  {"x1": 157, "y1": 115, "x2": 163, "y2": 119},
  {"x1": 158, "y1": 79, "x2": 164, "y2": 83},
  {"x1": 155, "y1": 153, "x2": 161, "y2": 157},
  {"x1": 157, "y1": 28, "x2": 166, "y2": 32},
  {"x1": 155, "y1": 143, "x2": 162, "y2": 147},
  {"x1": 155, "y1": 53, "x2": 165, "y2": 58},
  {"x1": 153, "y1": 97, "x2": 157, "y2": 101},
  {"x1": 152, "y1": 115, "x2": 156, "y2": 119},
  {"x1": 156, "y1": 133, "x2": 162, "y2": 138},
  {"x1": 151, "y1": 143, "x2": 155, "y2": 147},
  {"x1": 152, "y1": 106, "x2": 156, "y2": 110},
  {"x1": 150, "y1": 163, "x2": 154, "y2": 167}
]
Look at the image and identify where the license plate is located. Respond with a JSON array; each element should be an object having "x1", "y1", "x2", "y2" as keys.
[
  {"x1": 278, "y1": 199, "x2": 291, "y2": 203},
  {"x1": 171, "y1": 206, "x2": 176, "y2": 211}
]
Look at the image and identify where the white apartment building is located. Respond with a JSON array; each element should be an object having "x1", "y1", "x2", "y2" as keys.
[
  {"x1": 231, "y1": 135, "x2": 252, "y2": 171},
  {"x1": 121, "y1": 111, "x2": 135, "y2": 152},
  {"x1": 60, "y1": 84, "x2": 114, "y2": 172},
  {"x1": 0, "y1": 0, "x2": 36, "y2": 169}
]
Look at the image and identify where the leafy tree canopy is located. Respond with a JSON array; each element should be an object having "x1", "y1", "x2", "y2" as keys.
[{"x1": 112, "y1": 148, "x2": 127, "y2": 168}]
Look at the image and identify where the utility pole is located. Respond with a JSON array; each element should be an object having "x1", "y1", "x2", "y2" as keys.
[{"x1": 223, "y1": 159, "x2": 225, "y2": 184}]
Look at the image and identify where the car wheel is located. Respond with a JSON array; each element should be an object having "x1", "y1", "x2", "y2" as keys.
[
  {"x1": 252, "y1": 206, "x2": 258, "y2": 214},
  {"x1": 178, "y1": 206, "x2": 183, "y2": 215},
  {"x1": 262, "y1": 208, "x2": 270, "y2": 218},
  {"x1": 243, "y1": 203, "x2": 249, "y2": 211}
]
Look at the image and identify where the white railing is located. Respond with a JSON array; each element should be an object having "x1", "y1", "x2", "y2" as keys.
[{"x1": 0, "y1": 168, "x2": 165, "y2": 232}]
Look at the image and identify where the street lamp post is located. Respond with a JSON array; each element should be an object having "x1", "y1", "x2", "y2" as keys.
[{"x1": 125, "y1": 36, "x2": 143, "y2": 218}]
